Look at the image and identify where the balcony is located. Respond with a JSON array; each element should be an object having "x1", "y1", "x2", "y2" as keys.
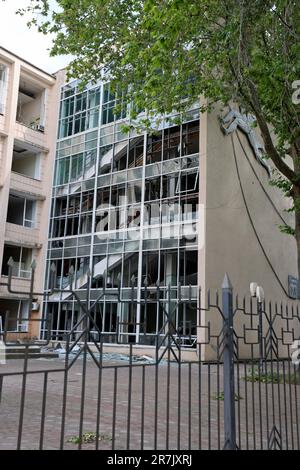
[
  {"x1": 0, "y1": 63, "x2": 7, "y2": 132},
  {"x1": 5, "y1": 223, "x2": 41, "y2": 248},
  {"x1": 7, "y1": 193, "x2": 36, "y2": 226},
  {"x1": 0, "y1": 274, "x2": 31, "y2": 298},
  {"x1": 12, "y1": 140, "x2": 40, "y2": 176},
  {"x1": 14, "y1": 121, "x2": 48, "y2": 149},
  {"x1": 5, "y1": 192, "x2": 41, "y2": 247},
  {"x1": 0, "y1": 114, "x2": 5, "y2": 135},
  {"x1": 10, "y1": 140, "x2": 46, "y2": 198},
  {"x1": 1, "y1": 244, "x2": 33, "y2": 281},
  {"x1": 15, "y1": 75, "x2": 47, "y2": 146},
  {"x1": 10, "y1": 172, "x2": 45, "y2": 199},
  {"x1": 0, "y1": 299, "x2": 30, "y2": 332}
]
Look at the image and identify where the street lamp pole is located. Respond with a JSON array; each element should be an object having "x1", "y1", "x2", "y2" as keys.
[{"x1": 250, "y1": 282, "x2": 265, "y2": 372}]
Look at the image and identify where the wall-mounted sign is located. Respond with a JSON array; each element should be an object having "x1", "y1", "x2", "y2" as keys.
[
  {"x1": 220, "y1": 107, "x2": 271, "y2": 176},
  {"x1": 288, "y1": 275, "x2": 299, "y2": 299}
]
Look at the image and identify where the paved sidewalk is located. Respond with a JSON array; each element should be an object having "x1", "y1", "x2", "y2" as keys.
[{"x1": 0, "y1": 356, "x2": 299, "y2": 450}]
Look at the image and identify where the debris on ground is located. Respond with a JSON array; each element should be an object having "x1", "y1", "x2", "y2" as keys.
[
  {"x1": 99, "y1": 352, "x2": 156, "y2": 363},
  {"x1": 39, "y1": 346, "x2": 157, "y2": 363}
]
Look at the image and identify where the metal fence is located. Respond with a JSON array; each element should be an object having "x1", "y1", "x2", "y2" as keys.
[{"x1": 0, "y1": 262, "x2": 299, "y2": 450}]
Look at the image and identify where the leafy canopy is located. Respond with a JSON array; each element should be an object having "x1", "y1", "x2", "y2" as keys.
[{"x1": 20, "y1": 0, "x2": 299, "y2": 182}]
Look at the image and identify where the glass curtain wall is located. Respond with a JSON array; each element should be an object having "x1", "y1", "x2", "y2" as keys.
[{"x1": 44, "y1": 79, "x2": 200, "y2": 346}]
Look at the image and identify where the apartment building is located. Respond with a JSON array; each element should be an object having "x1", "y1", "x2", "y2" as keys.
[
  {"x1": 42, "y1": 76, "x2": 298, "y2": 350},
  {"x1": 0, "y1": 47, "x2": 64, "y2": 339},
  {"x1": 0, "y1": 45, "x2": 296, "y2": 351}
]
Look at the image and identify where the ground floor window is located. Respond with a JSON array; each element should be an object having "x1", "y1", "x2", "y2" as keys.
[
  {"x1": 0, "y1": 299, "x2": 29, "y2": 333},
  {"x1": 43, "y1": 297, "x2": 197, "y2": 348},
  {"x1": 1, "y1": 245, "x2": 32, "y2": 278}
]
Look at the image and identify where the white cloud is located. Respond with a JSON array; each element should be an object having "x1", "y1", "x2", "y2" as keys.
[{"x1": 0, "y1": 0, "x2": 71, "y2": 73}]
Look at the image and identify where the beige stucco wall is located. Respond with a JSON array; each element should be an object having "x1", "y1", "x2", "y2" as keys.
[
  {"x1": 198, "y1": 103, "x2": 299, "y2": 360},
  {"x1": 203, "y1": 104, "x2": 296, "y2": 297}
]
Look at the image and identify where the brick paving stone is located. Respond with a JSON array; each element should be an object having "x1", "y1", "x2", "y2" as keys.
[{"x1": 0, "y1": 356, "x2": 299, "y2": 450}]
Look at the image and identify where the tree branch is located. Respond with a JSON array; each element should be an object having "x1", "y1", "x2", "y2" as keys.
[
  {"x1": 271, "y1": 8, "x2": 300, "y2": 41},
  {"x1": 247, "y1": 80, "x2": 297, "y2": 182}
]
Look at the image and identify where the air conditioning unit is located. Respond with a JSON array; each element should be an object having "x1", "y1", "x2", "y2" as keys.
[
  {"x1": 19, "y1": 323, "x2": 28, "y2": 332},
  {"x1": 32, "y1": 302, "x2": 40, "y2": 312},
  {"x1": 36, "y1": 124, "x2": 45, "y2": 133}
]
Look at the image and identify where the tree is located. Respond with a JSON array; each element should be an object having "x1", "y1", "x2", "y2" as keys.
[{"x1": 19, "y1": 0, "x2": 300, "y2": 275}]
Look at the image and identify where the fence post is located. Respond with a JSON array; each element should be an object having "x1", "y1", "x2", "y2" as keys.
[{"x1": 222, "y1": 273, "x2": 236, "y2": 450}]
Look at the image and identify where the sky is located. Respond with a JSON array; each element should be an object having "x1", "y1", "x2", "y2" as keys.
[{"x1": 0, "y1": 0, "x2": 71, "y2": 73}]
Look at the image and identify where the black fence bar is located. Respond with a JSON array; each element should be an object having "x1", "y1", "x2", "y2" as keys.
[
  {"x1": 39, "y1": 371, "x2": 48, "y2": 450},
  {"x1": 16, "y1": 345, "x2": 29, "y2": 450},
  {"x1": 95, "y1": 341, "x2": 103, "y2": 451}
]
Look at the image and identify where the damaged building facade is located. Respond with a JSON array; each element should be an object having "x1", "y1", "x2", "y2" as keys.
[
  {"x1": 44, "y1": 78, "x2": 200, "y2": 345},
  {"x1": 43, "y1": 74, "x2": 298, "y2": 350},
  {"x1": 0, "y1": 52, "x2": 297, "y2": 351}
]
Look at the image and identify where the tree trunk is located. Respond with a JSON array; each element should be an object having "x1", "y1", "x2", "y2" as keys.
[
  {"x1": 295, "y1": 214, "x2": 300, "y2": 282},
  {"x1": 294, "y1": 187, "x2": 300, "y2": 282}
]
